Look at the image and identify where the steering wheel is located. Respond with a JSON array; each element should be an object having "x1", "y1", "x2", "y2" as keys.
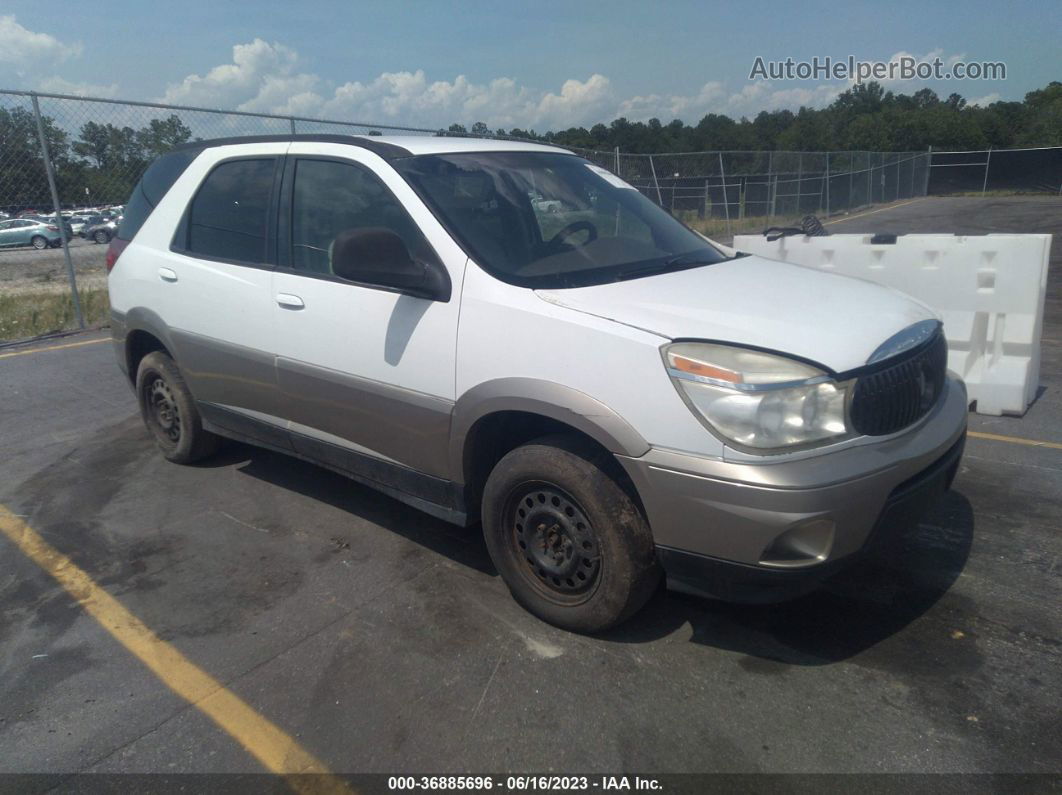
[{"x1": 547, "y1": 220, "x2": 598, "y2": 250}]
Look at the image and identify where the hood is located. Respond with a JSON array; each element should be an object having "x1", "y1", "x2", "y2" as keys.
[{"x1": 535, "y1": 255, "x2": 937, "y2": 373}]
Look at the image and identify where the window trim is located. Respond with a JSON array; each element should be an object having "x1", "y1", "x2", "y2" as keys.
[
  {"x1": 169, "y1": 154, "x2": 283, "y2": 270},
  {"x1": 275, "y1": 154, "x2": 445, "y2": 292}
]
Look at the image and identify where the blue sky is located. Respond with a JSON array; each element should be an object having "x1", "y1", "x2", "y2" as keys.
[{"x1": 1, "y1": 0, "x2": 1058, "y2": 130}]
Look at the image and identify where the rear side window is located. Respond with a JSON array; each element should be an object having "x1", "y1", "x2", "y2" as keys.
[
  {"x1": 185, "y1": 159, "x2": 276, "y2": 264},
  {"x1": 117, "y1": 148, "x2": 200, "y2": 242}
]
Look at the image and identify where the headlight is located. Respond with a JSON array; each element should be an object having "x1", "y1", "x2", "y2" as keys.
[{"x1": 664, "y1": 342, "x2": 853, "y2": 451}]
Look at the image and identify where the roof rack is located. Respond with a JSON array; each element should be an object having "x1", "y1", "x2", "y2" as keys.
[{"x1": 172, "y1": 134, "x2": 412, "y2": 160}]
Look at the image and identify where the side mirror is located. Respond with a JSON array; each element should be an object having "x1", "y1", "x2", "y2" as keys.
[{"x1": 331, "y1": 227, "x2": 451, "y2": 302}]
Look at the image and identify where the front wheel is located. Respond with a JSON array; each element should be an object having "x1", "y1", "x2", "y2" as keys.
[
  {"x1": 135, "y1": 351, "x2": 220, "y2": 464},
  {"x1": 482, "y1": 435, "x2": 660, "y2": 633}
]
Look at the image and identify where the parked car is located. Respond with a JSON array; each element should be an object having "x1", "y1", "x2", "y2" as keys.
[
  {"x1": 85, "y1": 218, "x2": 119, "y2": 244},
  {"x1": 76, "y1": 214, "x2": 105, "y2": 237},
  {"x1": 0, "y1": 218, "x2": 63, "y2": 249},
  {"x1": 528, "y1": 191, "x2": 564, "y2": 213},
  {"x1": 40, "y1": 214, "x2": 76, "y2": 240},
  {"x1": 108, "y1": 136, "x2": 967, "y2": 633}
]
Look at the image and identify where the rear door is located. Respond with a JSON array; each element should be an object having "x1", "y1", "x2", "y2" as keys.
[
  {"x1": 0, "y1": 220, "x2": 18, "y2": 246},
  {"x1": 127, "y1": 144, "x2": 289, "y2": 446},
  {"x1": 270, "y1": 143, "x2": 468, "y2": 480}
]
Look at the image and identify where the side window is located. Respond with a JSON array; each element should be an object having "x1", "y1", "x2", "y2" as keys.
[
  {"x1": 185, "y1": 158, "x2": 275, "y2": 264},
  {"x1": 290, "y1": 158, "x2": 436, "y2": 275}
]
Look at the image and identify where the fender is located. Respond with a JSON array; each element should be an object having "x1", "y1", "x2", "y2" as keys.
[
  {"x1": 449, "y1": 377, "x2": 650, "y2": 483},
  {"x1": 112, "y1": 307, "x2": 181, "y2": 380}
]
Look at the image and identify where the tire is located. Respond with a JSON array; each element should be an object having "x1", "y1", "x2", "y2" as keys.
[
  {"x1": 93, "y1": 230, "x2": 110, "y2": 244},
  {"x1": 482, "y1": 434, "x2": 660, "y2": 633},
  {"x1": 30, "y1": 235, "x2": 47, "y2": 250},
  {"x1": 135, "y1": 351, "x2": 220, "y2": 464}
]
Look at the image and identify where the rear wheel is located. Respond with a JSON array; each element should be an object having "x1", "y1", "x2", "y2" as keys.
[
  {"x1": 135, "y1": 351, "x2": 220, "y2": 464},
  {"x1": 30, "y1": 235, "x2": 47, "y2": 250},
  {"x1": 482, "y1": 435, "x2": 660, "y2": 633},
  {"x1": 93, "y1": 230, "x2": 110, "y2": 244}
]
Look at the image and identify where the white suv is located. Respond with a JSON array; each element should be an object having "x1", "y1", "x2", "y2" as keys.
[{"x1": 107, "y1": 135, "x2": 967, "y2": 632}]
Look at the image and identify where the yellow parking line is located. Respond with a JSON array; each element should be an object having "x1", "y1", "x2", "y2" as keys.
[
  {"x1": 0, "y1": 504, "x2": 349, "y2": 792},
  {"x1": 0, "y1": 337, "x2": 109, "y2": 359},
  {"x1": 823, "y1": 197, "x2": 925, "y2": 226},
  {"x1": 967, "y1": 430, "x2": 1062, "y2": 451}
]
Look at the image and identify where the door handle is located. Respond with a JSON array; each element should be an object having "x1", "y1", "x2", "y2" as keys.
[
  {"x1": 276, "y1": 293, "x2": 305, "y2": 310},
  {"x1": 158, "y1": 267, "x2": 178, "y2": 283}
]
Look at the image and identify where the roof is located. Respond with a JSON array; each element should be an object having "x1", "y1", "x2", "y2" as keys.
[{"x1": 173, "y1": 134, "x2": 571, "y2": 161}]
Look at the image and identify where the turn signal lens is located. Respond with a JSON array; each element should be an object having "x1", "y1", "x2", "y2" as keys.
[{"x1": 669, "y1": 354, "x2": 742, "y2": 383}]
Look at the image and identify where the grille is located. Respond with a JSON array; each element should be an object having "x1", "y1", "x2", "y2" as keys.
[{"x1": 850, "y1": 330, "x2": 948, "y2": 436}]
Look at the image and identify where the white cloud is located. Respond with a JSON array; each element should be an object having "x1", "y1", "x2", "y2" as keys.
[
  {"x1": 161, "y1": 39, "x2": 313, "y2": 109},
  {"x1": 36, "y1": 75, "x2": 118, "y2": 98},
  {"x1": 0, "y1": 15, "x2": 81, "y2": 68},
  {"x1": 969, "y1": 92, "x2": 1001, "y2": 107},
  {"x1": 153, "y1": 39, "x2": 988, "y2": 133},
  {"x1": 159, "y1": 41, "x2": 615, "y2": 130}
]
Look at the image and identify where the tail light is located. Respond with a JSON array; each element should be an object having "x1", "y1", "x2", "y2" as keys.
[{"x1": 106, "y1": 237, "x2": 129, "y2": 273}]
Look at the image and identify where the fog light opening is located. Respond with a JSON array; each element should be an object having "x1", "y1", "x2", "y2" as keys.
[{"x1": 759, "y1": 519, "x2": 836, "y2": 568}]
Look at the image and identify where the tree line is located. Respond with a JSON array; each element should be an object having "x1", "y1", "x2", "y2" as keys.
[
  {"x1": 0, "y1": 110, "x2": 193, "y2": 209},
  {"x1": 1, "y1": 80, "x2": 1058, "y2": 210},
  {"x1": 448, "y1": 81, "x2": 1062, "y2": 154}
]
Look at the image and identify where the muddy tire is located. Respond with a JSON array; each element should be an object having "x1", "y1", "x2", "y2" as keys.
[
  {"x1": 482, "y1": 434, "x2": 660, "y2": 633},
  {"x1": 135, "y1": 351, "x2": 220, "y2": 464}
]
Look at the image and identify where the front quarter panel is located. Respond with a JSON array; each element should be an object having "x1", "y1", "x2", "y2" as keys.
[{"x1": 455, "y1": 263, "x2": 723, "y2": 460}]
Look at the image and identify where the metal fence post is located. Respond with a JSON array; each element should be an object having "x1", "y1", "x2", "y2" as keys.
[
  {"x1": 796, "y1": 152, "x2": 803, "y2": 215},
  {"x1": 895, "y1": 155, "x2": 900, "y2": 201},
  {"x1": 31, "y1": 93, "x2": 84, "y2": 330},
  {"x1": 848, "y1": 157, "x2": 854, "y2": 212},
  {"x1": 923, "y1": 146, "x2": 933, "y2": 196},
  {"x1": 718, "y1": 152, "x2": 731, "y2": 237},
  {"x1": 867, "y1": 153, "x2": 873, "y2": 207},
  {"x1": 290, "y1": 117, "x2": 296, "y2": 135},
  {"x1": 824, "y1": 152, "x2": 830, "y2": 217},
  {"x1": 648, "y1": 155, "x2": 663, "y2": 206},
  {"x1": 614, "y1": 146, "x2": 620, "y2": 176},
  {"x1": 982, "y1": 146, "x2": 993, "y2": 195},
  {"x1": 766, "y1": 150, "x2": 774, "y2": 223}
]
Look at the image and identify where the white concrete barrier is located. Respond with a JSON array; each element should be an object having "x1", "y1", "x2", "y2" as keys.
[{"x1": 732, "y1": 233, "x2": 1053, "y2": 416}]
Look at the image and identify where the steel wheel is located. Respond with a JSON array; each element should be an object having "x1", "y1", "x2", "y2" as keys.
[
  {"x1": 147, "y1": 376, "x2": 181, "y2": 444},
  {"x1": 505, "y1": 481, "x2": 601, "y2": 604}
]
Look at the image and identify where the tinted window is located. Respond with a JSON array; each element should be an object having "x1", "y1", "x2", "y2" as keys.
[
  {"x1": 187, "y1": 158, "x2": 276, "y2": 263},
  {"x1": 118, "y1": 147, "x2": 200, "y2": 242},
  {"x1": 289, "y1": 159, "x2": 435, "y2": 275}
]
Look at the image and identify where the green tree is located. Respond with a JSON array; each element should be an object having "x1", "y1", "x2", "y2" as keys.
[
  {"x1": 0, "y1": 105, "x2": 69, "y2": 208},
  {"x1": 136, "y1": 114, "x2": 193, "y2": 158}
]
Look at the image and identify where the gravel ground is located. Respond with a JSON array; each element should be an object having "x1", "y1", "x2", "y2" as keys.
[{"x1": 0, "y1": 237, "x2": 109, "y2": 295}]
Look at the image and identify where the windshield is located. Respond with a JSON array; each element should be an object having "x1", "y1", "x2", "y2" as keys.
[{"x1": 394, "y1": 151, "x2": 727, "y2": 288}]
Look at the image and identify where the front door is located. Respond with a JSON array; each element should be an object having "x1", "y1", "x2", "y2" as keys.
[{"x1": 271, "y1": 145, "x2": 467, "y2": 481}]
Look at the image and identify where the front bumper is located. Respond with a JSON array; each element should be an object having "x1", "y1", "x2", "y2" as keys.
[{"x1": 617, "y1": 374, "x2": 968, "y2": 603}]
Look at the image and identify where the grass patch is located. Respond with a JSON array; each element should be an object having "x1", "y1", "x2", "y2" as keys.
[{"x1": 0, "y1": 288, "x2": 110, "y2": 342}]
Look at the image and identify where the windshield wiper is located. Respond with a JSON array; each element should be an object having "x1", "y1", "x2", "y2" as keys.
[{"x1": 616, "y1": 252, "x2": 731, "y2": 281}]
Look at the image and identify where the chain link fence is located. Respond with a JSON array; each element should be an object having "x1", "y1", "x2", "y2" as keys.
[
  {"x1": 576, "y1": 148, "x2": 931, "y2": 236},
  {"x1": 2, "y1": 88, "x2": 1058, "y2": 344}
]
